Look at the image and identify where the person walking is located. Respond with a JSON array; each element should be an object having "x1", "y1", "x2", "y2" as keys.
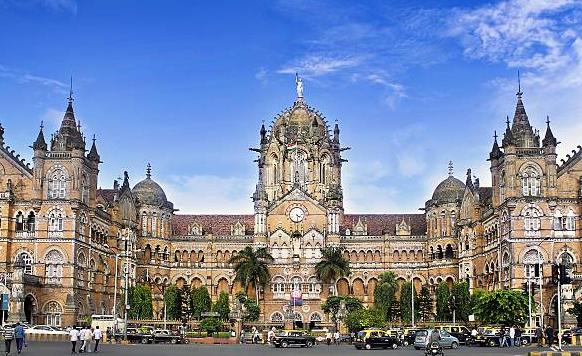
[
  {"x1": 334, "y1": 331, "x2": 340, "y2": 345},
  {"x1": 545, "y1": 325, "x2": 554, "y2": 348},
  {"x1": 84, "y1": 327, "x2": 93, "y2": 353},
  {"x1": 3, "y1": 326, "x2": 14, "y2": 356},
  {"x1": 499, "y1": 327, "x2": 506, "y2": 347},
  {"x1": 70, "y1": 326, "x2": 80, "y2": 354},
  {"x1": 509, "y1": 325, "x2": 515, "y2": 347},
  {"x1": 13, "y1": 323, "x2": 25, "y2": 354},
  {"x1": 536, "y1": 325, "x2": 544, "y2": 347},
  {"x1": 514, "y1": 326, "x2": 522, "y2": 347},
  {"x1": 93, "y1": 326, "x2": 102, "y2": 353}
]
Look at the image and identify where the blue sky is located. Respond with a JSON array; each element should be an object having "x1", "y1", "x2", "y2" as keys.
[{"x1": 1, "y1": 0, "x2": 582, "y2": 213}]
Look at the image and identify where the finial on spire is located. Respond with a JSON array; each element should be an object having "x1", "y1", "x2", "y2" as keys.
[
  {"x1": 546, "y1": 115, "x2": 550, "y2": 127},
  {"x1": 40, "y1": 120, "x2": 44, "y2": 130},
  {"x1": 146, "y1": 163, "x2": 152, "y2": 179},
  {"x1": 68, "y1": 76, "x2": 74, "y2": 103},
  {"x1": 92, "y1": 134, "x2": 96, "y2": 143},
  {"x1": 295, "y1": 73, "x2": 304, "y2": 100},
  {"x1": 506, "y1": 115, "x2": 510, "y2": 127},
  {"x1": 494, "y1": 130, "x2": 498, "y2": 140},
  {"x1": 516, "y1": 70, "x2": 523, "y2": 98},
  {"x1": 448, "y1": 161, "x2": 454, "y2": 177}
]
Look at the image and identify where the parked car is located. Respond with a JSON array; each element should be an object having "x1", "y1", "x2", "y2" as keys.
[
  {"x1": 353, "y1": 329, "x2": 399, "y2": 350},
  {"x1": 25, "y1": 325, "x2": 68, "y2": 335},
  {"x1": 272, "y1": 330, "x2": 315, "y2": 348},
  {"x1": 153, "y1": 329, "x2": 183, "y2": 344},
  {"x1": 402, "y1": 328, "x2": 421, "y2": 346},
  {"x1": 114, "y1": 327, "x2": 154, "y2": 344},
  {"x1": 414, "y1": 329, "x2": 459, "y2": 350},
  {"x1": 435, "y1": 325, "x2": 471, "y2": 344}
]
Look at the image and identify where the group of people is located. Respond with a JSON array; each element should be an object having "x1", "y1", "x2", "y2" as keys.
[
  {"x1": 324, "y1": 331, "x2": 342, "y2": 345},
  {"x1": 535, "y1": 325, "x2": 556, "y2": 347},
  {"x1": 497, "y1": 325, "x2": 523, "y2": 347},
  {"x1": 2, "y1": 322, "x2": 26, "y2": 355},
  {"x1": 69, "y1": 325, "x2": 103, "y2": 354}
]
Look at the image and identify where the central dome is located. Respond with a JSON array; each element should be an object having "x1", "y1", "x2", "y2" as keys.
[
  {"x1": 132, "y1": 165, "x2": 169, "y2": 207},
  {"x1": 287, "y1": 103, "x2": 313, "y2": 126},
  {"x1": 431, "y1": 175, "x2": 465, "y2": 204}
]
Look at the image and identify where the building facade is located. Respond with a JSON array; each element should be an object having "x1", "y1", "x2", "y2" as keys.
[{"x1": 0, "y1": 81, "x2": 581, "y2": 328}]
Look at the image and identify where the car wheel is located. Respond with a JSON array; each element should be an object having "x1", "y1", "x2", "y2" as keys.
[
  {"x1": 306, "y1": 341, "x2": 313, "y2": 347},
  {"x1": 141, "y1": 338, "x2": 148, "y2": 344},
  {"x1": 170, "y1": 338, "x2": 177, "y2": 344},
  {"x1": 487, "y1": 339, "x2": 496, "y2": 347},
  {"x1": 281, "y1": 341, "x2": 289, "y2": 348},
  {"x1": 451, "y1": 341, "x2": 458, "y2": 349},
  {"x1": 521, "y1": 339, "x2": 529, "y2": 346},
  {"x1": 403, "y1": 341, "x2": 409, "y2": 346},
  {"x1": 392, "y1": 343, "x2": 398, "y2": 349},
  {"x1": 365, "y1": 343, "x2": 372, "y2": 350}
]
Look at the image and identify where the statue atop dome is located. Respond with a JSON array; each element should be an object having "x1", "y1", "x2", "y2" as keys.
[{"x1": 295, "y1": 72, "x2": 304, "y2": 100}]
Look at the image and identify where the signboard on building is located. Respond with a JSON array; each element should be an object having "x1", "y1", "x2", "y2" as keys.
[
  {"x1": 290, "y1": 289, "x2": 303, "y2": 306},
  {"x1": 1, "y1": 294, "x2": 9, "y2": 311}
]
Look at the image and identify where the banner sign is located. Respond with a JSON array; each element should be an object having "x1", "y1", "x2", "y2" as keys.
[
  {"x1": 290, "y1": 289, "x2": 303, "y2": 306},
  {"x1": 1, "y1": 294, "x2": 9, "y2": 311}
]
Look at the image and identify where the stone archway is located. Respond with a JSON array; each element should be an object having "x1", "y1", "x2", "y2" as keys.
[{"x1": 24, "y1": 294, "x2": 37, "y2": 324}]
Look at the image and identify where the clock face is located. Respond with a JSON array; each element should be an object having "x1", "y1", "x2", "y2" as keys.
[{"x1": 289, "y1": 207, "x2": 305, "y2": 223}]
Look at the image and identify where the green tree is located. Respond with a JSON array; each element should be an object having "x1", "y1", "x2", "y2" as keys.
[
  {"x1": 191, "y1": 287, "x2": 212, "y2": 319},
  {"x1": 345, "y1": 308, "x2": 385, "y2": 332},
  {"x1": 163, "y1": 284, "x2": 181, "y2": 320},
  {"x1": 235, "y1": 291, "x2": 260, "y2": 322},
  {"x1": 436, "y1": 282, "x2": 451, "y2": 321},
  {"x1": 374, "y1": 272, "x2": 397, "y2": 321},
  {"x1": 399, "y1": 282, "x2": 419, "y2": 324},
  {"x1": 450, "y1": 281, "x2": 471, "y2": 321},
  {"x1": 417, "y1": 285, "x2": 434, "y2": 322},
  {"x1": 213, "y1": 292, "x2": 231, "y2": 321},
  {"x1": 229, "y1": 246, "x2": 274, "y2": 304},
  {"x1": 568, "y1": 301, "x2": 582, "y2": 327},
  {"x1": 128, "y1": 284, "x2": 153, "y2": 319},
  {"x1": 200, "y1": 317, "x2": 223, "y2": 336},
  {"x1": 473, "y1": 289, "x2": 529, "y2": 325},
  {"x1": 321, "y1": 295, "x2": 363, "y2": 323},
  {"x1": 315, "y1": 246, "x2": 351, "y2": 296}
]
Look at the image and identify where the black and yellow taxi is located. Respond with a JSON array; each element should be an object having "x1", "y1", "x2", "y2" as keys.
[
  {"x1": 353, "y1": 329, "x2": 400, "y2": 350},
  {"x1": 272, "y1": 330, "x2": 316, "y2": 348}
]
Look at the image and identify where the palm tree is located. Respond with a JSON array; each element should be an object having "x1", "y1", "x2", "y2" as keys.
[
  {"x1": 229, "y1": 246, "x2": 274, "y2": 304},
  {"x1": 315, "y1": 246, "x2": 351, "y2": 296}
]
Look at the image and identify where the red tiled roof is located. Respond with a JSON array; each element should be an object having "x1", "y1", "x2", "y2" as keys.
[
  {"x1": 97, "y1": 189, "x2": 117, "y2": 204},
  {"x1": 172, "y1": 214, "x2": 254, "y2": 235},
  {"x1": 343, "y1": 214, "x2": 426, "y2": 236}
]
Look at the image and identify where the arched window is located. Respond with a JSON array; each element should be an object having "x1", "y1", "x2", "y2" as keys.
[
  {"x1": 523, "y1": 249, "x2": 543, "y2": 278},
  {"x1": 16, "y1": 211, "x2": 24, "y2": 231},
  {"x1": 44, "y1": 301, "x2": 62, "y2": 326},
  {"x1": 292, "y1": 150, "x2": 307, "y2": 187},
  {"x1": 152, "y1": 213, "x2": 157, "y2": 238},
  {"x1": 445, "y1": 244, "x2": 454, "y2": 259},
  {"x1": 48, "y1": 169, "x2": 67, "y2": 199},
  {"x1": 26, "y1": 212, "x2": 35, "y2": 232},
  {"x1": 320, "y1": 155, "x2": 329, "y2": 184},
  {"x1": 271, "y1": 312, "x2": 284, "y2": 323},
  {"x1": 81, "y1": 174, "x2": 89, "y2": 203},
  {"x1": 49, "y1": 211, "x2": 64, "y2": 232},
  {"x1": 18, "y1": 251, "x2": 33, "y2": 274},
  {"x1": 567, "y1": 210, "x2": 576, "y2": 231},
  {"x1": 272, "y1": 277, "x2": 285, "y2": 294},
  {"x1": 291, "y1": 276, "x2": 302, "y2": 292},
  {"x1": 310, "y1": 312, "x2": 322, "y2": 322},
  {"x1": 437, "y1": 245, "x2": 443, "y2": 259},
  {"x1": 521, "y1": 166, "x2": 541, "y2": 196},
  {"x1": 45, "y1": 250, "x2": 64, "y2": 284},
  {"x1": 141, "y1": 212, "x2": 147, "y2": 236},
  {"x1": 308, "y1": 277, "x2": 320, "y2": 294},
  {"x1": 440, "y1": 211, "x2": 446, "y2": 237},
  {"x1": 524, "y1": 207, "x2": 541, "y2": 236}
]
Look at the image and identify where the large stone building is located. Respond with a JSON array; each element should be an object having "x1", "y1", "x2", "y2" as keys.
[{"x1": 0, "y1": 80, "x2": 580, "y2": 329}]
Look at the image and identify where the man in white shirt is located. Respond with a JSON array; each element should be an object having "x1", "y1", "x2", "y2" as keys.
[
  {"x1": 83, "y1": 327, "x2": 93, "y2": 353},
  {"x1": 70, "y1": 326, "x2": 80, "y2": 354},
  {"x1": 509, "y1": 326, "x2": 516, "y2": 347},
  {"x1": 93, "y1": 326, "x2": 102, "y2": 352}
]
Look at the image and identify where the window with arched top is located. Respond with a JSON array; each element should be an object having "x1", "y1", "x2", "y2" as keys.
[
  {"x1": 523, "y1": 249, "x2": 543, "y2": 278},
  {"x1": 308, "y1": 277, "x2": 320, "y2": 294},
  {"x1": 272, "y1": 276, "x2": 285, "y2": 294},
  {"x1": 310, "y1": 312, "x2": 322, "y2": 322},
  {"x1": 152, "y1": 213, "x2": 158, "y2": 238},
  {"x1": 81, "y1": 174, "x2": 89, "y2": 204},
  {"x1": 521, "y1": 166, "x2": 541, "y2": 196},
  {"x1": 320, "y1": 155, "x2": 330, "y2": 184},
  {"x1": 291, "y1": 276, "x2": 302, "y2": 292},
  {"x1": 48, "y1": 211, "x2": 64, "y2": 232},
  {"x1": 141, "y1": 212, "x2": 147, "y2": 236},
  {"x1": 45, "y1": 249, "x2": 64, "y2": 284},
  {"x1": 524, "y1": 207, "x2": 541, "y2": 236},
  {"x1": 48, "y1": 169, "x2": 67, "y2": 199},
  {"x1": 17, "y1": 251, "x2": 33, "y2": 274},
  {"x1": 292, "y1": 150, "x2": 307, "y2": 187},
  {"x1": 44, "y1": 301, "x2": 62, "y2": 327},
  {"x1": 440, "y1": 211, "x2": 446, "y2": 237},
  {"x1": 271, "y1": 312, "x2": 284, "y2": 323},
  {"x1": 16, "y1": 211, "x2": 24, "y2": 231}
]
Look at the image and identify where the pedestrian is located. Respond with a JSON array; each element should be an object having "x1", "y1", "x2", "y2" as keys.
[
  {"x1": 499, "y1": 327, "x2": 507, "y2": 347},
  {"x1": 326, "y1": 330, "x2": 332, "y2": 345},
  {"x1": 267, "y1": 327, "x2": 275, "y2": 345},
  {"x1": 93, "y1": 326, "x2": 102, "y2": 352},
  {"x1": 83, "y1": 326, "x2": 93, "y2": 353},
  {"x1": 3, "y1": 326, "x2": 14, "y2": 356},
  {"x1": 509, "y1": 325, "x2": 515, "y2": 347},
  {"x1": 515, "y1": 326, "x2": 522, "y2": 347},
  {"x1": 70, "y1": 326, "x2": 80, "y2": 354},
  {"x1": 334, "y1": 330, "x2": 340, "y2": 345},
  {"x1": 536, "y1": 326, "x2": 543, "y2": 347},
  {"x1": 14, "y1": 322, "x2": 25, "y2": 354},
  {"x1": 106, "y1": 327, "x2": 111, "y2": 344},
  {"x1": 545, "y1": 325, "x2": 554, "y2": 348}
]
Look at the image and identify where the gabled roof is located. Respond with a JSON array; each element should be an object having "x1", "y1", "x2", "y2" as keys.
[
  {"x1": 342, "y1": 214, "x2": 426, "y2": 236},
  {"x1": 172, "y1": 214, "x2": 254, "y2": 236},
  {"x1": 97, "y1": 189, "x2": 117, "y2": 204}
]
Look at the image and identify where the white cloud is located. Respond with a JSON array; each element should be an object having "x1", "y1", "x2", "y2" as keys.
[
  {"x1": 159, "y1": 174, "x2": 255, "y2": 214},
  {"x1": 277, "y1": 55, "x2": 362, "y2": 77},
  {"x1": 255, "y1": 67, "x2": 268, "y2": 84},
  {"x1": 0, "y1": 64, "x2": 68, "y2": 94},
  {"x1": 0, "y1": 0, "x2": 77, "y2": 13}
]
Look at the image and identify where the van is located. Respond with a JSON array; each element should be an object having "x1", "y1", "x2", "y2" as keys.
[{"x1": 435, "y1": 325, "x2": 471, "y2": 344}]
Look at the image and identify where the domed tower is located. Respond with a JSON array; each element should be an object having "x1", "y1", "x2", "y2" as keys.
[
  {"x1": 132, "y1": 164, "x2": 174, "y2": 242},
  {"x1": 251, "y1": 75, "x2": 348, "y2": 244},
  {"x1": 425, "y1": 161, "x2": 465, "y2": 261}
]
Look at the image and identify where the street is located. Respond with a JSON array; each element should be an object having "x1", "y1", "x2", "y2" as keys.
[{"x1": 15, "y1": 342, "x2": 582, "y2": 356}]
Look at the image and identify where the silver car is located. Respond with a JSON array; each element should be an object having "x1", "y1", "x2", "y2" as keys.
[{"x1": 414, "y1": 329, "x2": 460, "y2": 350}]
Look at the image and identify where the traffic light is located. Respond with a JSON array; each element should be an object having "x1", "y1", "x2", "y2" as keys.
[
  {"x1": 552, "y1": 263, "x2": 560, "y2": 285},
  {"x1": 560, "y1": 264, "x2": 572, "y2": 284}
]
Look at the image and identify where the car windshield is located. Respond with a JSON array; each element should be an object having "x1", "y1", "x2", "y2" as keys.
[
  {"x1": 416, "y1": 330, "x2": 428, "y2": 337},
  {"x1": 357, "y1": 331, "x2": 365, "y2": 339}
]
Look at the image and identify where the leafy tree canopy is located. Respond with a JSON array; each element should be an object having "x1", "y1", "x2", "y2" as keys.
[
  {"x1": 345, "y1": 308, "x2": 385, "y2": 332},
  {"x1": 473, "y1": 289, "x2": 529, "y2": 325},
  {"x1": 321, "y1": 295, "x2": 363, "y2": 322}
]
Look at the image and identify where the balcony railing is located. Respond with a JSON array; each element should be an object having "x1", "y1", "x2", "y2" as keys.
[
  {"x1": 48, "y1": 231, "x2": 64, "y2": 238},
  {"x1": 15, "y1": 231, "x2": 35, "y2": 238}
]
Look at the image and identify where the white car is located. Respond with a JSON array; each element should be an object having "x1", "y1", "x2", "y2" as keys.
[{"x1": 25, "y1": 325, "x2": 68, "y2": 335}]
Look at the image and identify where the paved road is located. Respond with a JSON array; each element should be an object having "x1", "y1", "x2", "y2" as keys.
[{"x1": 14, "y1": 342, "x2": 582, "y2": 356}]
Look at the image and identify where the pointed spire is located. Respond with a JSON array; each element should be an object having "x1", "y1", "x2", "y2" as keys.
[
  {"x1": 333, "y1": 120, "x2": 340, "y2": 143},
  {"x1": 88, "y1": 134, "x2": 100, "y2": 162},
  {"x1": 489, "y1": 130, "x2": 503, "y2": 160},
  {"x1": 260, "y1": 121, "x2": 267, "y2": 144},
  {"x1": 542, "y1": 115, "x2": 558, "y2": 147},
  {"x1": 68, "y1": 76, "x2": 74, "y2": 104},
  {"x1": 120, "y1": 171, "x2": 130, "y2": 193},
  {"x1": 465, "y1": 168, "x2": 474, "y2": 191},
  {"x1": 502, "y1": 116, "x2": 515, "y2": 147},
  {"x1": 33, "y1": 121, "x2": 48, "y2": 151},
  {"x1": 146, "y1": 163, "x2": 152, "y2": 179},
  {"x1": 448, "y1": 161, "x2": 454, "y2": 177},
  {"x1": 516, "y1": 69, "x2": 523, "y2": 99}
]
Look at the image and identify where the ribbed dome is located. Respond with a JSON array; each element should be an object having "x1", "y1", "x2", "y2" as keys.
[
  {"x1": 132, "y1": 164, "x2": 168, "y2": 207},
  {"x1": 431, "y1": 176, "x2": 465, "y2": 204}
]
